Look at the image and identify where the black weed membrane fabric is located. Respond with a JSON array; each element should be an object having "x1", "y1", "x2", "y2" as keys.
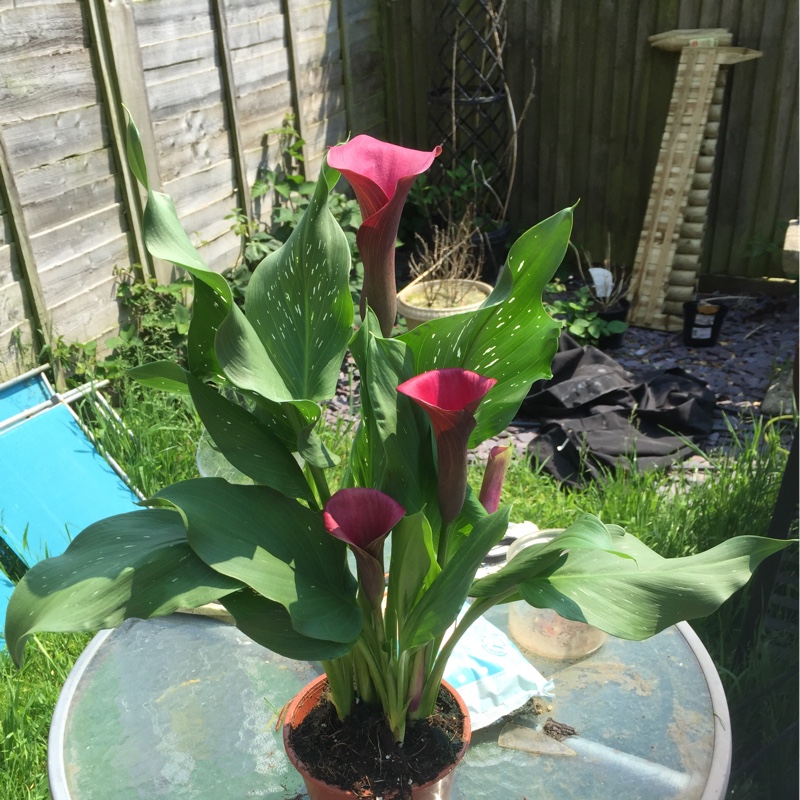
[{"x1": 520, "y1": 335, "x2": 716, "y2": 487}]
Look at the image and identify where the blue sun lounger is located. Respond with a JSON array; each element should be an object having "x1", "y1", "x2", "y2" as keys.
[{"x1": 0, "y1": 366, "x2": 141, "y2": 648}]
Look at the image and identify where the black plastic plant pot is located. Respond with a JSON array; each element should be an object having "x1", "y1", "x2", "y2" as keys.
[
  {"x1": 597, "y1": 299, "x2": 631, "y2": 350},
  {"x1": 472, "y1": 223, "x2": 511, "y2": 284},
  {"x1": 683, "y1": 301, "x2": 729, "y2": 347}
]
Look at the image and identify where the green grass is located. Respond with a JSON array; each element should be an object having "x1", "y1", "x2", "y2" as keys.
[{"x1": 0, "y1": 381, "x2": 795, "y2": 798}]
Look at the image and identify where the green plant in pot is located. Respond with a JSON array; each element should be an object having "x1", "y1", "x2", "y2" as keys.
[
  {"x1": 547, "y1": 238, "x2": 631, "y2": 349},
  {"x1": 5, "y1": 121, "x2": 794, "y2": 800}
]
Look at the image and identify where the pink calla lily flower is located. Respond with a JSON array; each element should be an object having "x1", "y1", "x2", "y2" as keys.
[
  {"x1": 397, "y1": 368, "x2": 497, "y2": 525},
  {"x1": 328, "y1": 135, "x2": 441, "y2": 336},
  {"x1": 323, "y1": 488, "x2": 406, "y2": 606},
  {"x1": 478, "y1": 445, "x2": 513, "y2": 514}
]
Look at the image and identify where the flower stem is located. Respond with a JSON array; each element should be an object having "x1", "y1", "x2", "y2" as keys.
[
  {"x1": 412, "y1": 591, "x2": 515, "y2": 719},
  {"x1": 437, "y1": 521, "x2": 453, "y2": 568}
]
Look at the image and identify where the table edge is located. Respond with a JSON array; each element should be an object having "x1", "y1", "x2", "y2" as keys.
[
  {"x1": 675, "y1": 621, "x2": 732, "y2": 799},
  {"x1": 48, "y1": 628, "x2": 113, "y2": 800}
]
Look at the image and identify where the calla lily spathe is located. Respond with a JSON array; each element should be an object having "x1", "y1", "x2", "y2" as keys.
[
  {"x1": 323, "y1": 487, "x2": 406, "y2": 606},
  {"x1": 328, "y1": 135, "x2": 441, "y2": 336},
  {"x1": 479, "y1": 445, "x2": 513, "y2": 514},
  {"x1": 397, "y1": 368, "x2": 497, "y2": 525}
]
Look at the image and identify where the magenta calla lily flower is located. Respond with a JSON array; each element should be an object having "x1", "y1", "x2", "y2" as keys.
[
  {"x1": 323, "y1": 488, "x2": 406, "y2": 606},
  {"x1": 397, "y1": 369, "x2": 497, "y2": 525},
  {"x1": 478, "y1": 445, "x2": 512, "y2": 514},
  {"x1": 327, "y1": 135, "x2": 441, "y2": 336}
]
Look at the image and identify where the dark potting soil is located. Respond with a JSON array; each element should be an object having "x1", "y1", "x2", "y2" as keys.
[{"x1": 288, "y1": 686, "x2": 465, "y2": 799}]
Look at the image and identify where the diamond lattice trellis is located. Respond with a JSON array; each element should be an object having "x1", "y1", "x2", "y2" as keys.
[{"x1": 427, "y1": 0, "x2": 511, "y2": 217}]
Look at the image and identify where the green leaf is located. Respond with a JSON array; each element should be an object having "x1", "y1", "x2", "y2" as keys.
[
  {"x1": 349, "y1": 310, "x2": 439, "y2": 521},
  {"x1": 398, "y1": 209, "x2": 571, "y2": 446},
  {"x1": 518, "y1": 533, "x2": 794, "y2": 640},
  {"x1": 187, "y1": 375, "x2": 313, "y2": 501},
  {"x1": 128, "y1": 360, "x2": 190, "y2": 395},
  {"x1": 122, "y1": 107, "x2": 149, "y2": 190},
  {"x1": 215, "y1": 302, "x2": 293, "y2": 402},
  {"x1": 401, "y1": 508, "x2": 510, "y2": 649},
  {"x1": 470, "y1": 514, "x2": 630, "y2": 598},
  {"x1": 5, "y1": 509, "x2": 243, "y2": 667},
  {"x1": 188, "y1": 278, "x2": 227, "y2": 381},
  {"x1": 385, "y1": 512, "x2": 440, "y2": 637},
  {"x1": 221, "y1": 591, "x2": 353, "y2": 660},
  {"x1": 154, "y1": 479, "x2": 361, "y2": 645},
  {"x1": 245, "y1": 159, "x2": 353, "y2": 401}
]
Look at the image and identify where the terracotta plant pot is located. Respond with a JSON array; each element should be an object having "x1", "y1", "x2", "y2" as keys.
[
  {"x1": 397, "y1": 278, "x2": 493, "y2": 330},
  {"x1": 283, "y1": 675, "x2": 471, "y2": 800}
]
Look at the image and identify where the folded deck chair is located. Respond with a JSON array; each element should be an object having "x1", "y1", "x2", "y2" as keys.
[{"x1": 0, "y1": 366, "x2": 142, "y2": 648}]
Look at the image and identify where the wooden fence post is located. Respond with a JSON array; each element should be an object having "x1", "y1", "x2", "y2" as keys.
[
  {"x1": 283, "y1": 0, "x2": 311, "y2": 169},
  {"x1": 211, "y1": 0, "x2": 252, "y2": 218},
  {"x1": 336, "y1": 0, "x2": 354, "y2": 136},
  {"x1": 84, "y1": 0, "x2": 154, "y2": 282},
  {"x1": 0, "y1": 131, "x2": 58, "y2": 384}
]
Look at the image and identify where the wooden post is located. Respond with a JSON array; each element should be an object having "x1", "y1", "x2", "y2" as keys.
[
  {"x1": 336, "y1": 0, "x2": 355, "y2": 136},
  {"x1": 628, "y1": 30, "x2": 762, "y2": 331},
  {"x1": 211, "y1": 0, "x2": 252, "y2": 219},
  {"x1": 283, "y1": 0, "x2": 311, "y2": 170},
  {"x1": 84, "y1": 0, "x2": 154, "y2": 282},
  {"x1": 91, "y1": 0, "x2": 179, "y2": 284},
  {"x1": 0, "y1": 131, "x2": 58, "y2": 384}
]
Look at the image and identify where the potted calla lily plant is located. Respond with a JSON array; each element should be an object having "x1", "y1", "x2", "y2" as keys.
[{"x1": 5, "y1": 118, "x2": 793, "y2": 800}]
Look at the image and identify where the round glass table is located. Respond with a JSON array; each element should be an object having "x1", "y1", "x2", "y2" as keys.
[{"x1": 49, "y1": 609, "x2": 731, "y2": 799}]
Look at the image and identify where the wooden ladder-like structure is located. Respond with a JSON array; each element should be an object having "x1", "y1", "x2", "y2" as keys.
[{"x1": 627, "y1": 29, "x2": 762, "y2": 331}]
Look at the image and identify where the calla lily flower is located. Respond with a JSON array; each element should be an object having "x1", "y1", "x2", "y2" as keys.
[
  {"x1": 323, "y1": 487, "x2": 406, "y2": 606},
  {"x1": 397, "y1": 368, "x2": 497, "y2": 525},
  {"x1": 327, "y1": 135, "x2": 441, "y2": 336},
  {"x1": 478, "y1": 445, "x2": 513, "y2": 514}
]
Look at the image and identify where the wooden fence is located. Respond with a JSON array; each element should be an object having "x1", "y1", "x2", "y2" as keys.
[
  {"x1": 387, "y1": 0, "x2": 798, "y2": 290},
  {"x1": 1, "y1": 0, "x2": 797, "y2": 380},
  {"x1": 0, "y1": 0, "x2": 386, "y2": 380}
]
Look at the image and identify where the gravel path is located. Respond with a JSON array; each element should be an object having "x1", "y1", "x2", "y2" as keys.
[{"x1": 329, "y1": 293, "x2": 798, "y2": 467}]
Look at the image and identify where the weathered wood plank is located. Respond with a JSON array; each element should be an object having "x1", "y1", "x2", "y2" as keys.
[
  {"x1": 0, "y1": 49, "x2": 100, "y2": 124},
  {"x1": 164, "y1": 160, "x2": 237, "y2": 217},
  {"x1": 49, "y1": 275, "x2": 122, "y2": 346},
  {"x1": 145, "y1": 54, "x2": 218, "y2": 86},
  {"x1": 0, "y1": 3, "x2": 86, "y2": 61},
  {"x1": 15, "y1": 150, "x2": 120, "y2": 234},
  {"x1": 152, "y1": 105, "x2": 230, "y2": 181},
  {"x1": 223, "y1": 0, "x2": 282, "y2": 28},
  {"x1": 0, "y1": 242, "x2": 18, "y2": 287},
  {"x1": 294, "y1": 31, "x2": 341, "y2": 68},
  {"x1": 29, "y1": 203, "x2": 128, "y2": 275},
  {"x1": 139, "y1": 31, "x2": 216, "y2": 71},
  {"x1": 38, "y1": 232, "x2": 132, "y2": 309},
  {"x1": 3, "y1": 105, "x2": 109, "y2": 172},
  {"x1": 300, "y1": 86, "x2": 346, "y2": 128},
  {"x1": 0, "y1": 210, "x2": 12, "y2": 249},
  {"x1": 132, "y1": 0, "x2": 214, "y2": 47},
  {"x1": 0, "y1": 277, "x2": 30, "y2": 331},
  {"x1": 146, "y1": 68, "x2": 225, "y2": 122},
  {"x1": 231, "y1": 48, "x2": 291, "y2": 93},
  {"x1": 227, "y1": 13, "x2": 284, "y2": 50}
]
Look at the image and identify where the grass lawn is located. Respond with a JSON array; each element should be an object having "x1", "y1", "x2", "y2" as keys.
[{"x1": 1, "y1": 377, "x2": 796, "y2": 799}]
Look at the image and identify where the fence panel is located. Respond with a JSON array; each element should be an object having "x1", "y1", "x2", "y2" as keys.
[
  {"x1": 393, "y1": 0, "x2": 798, "y2": 284},
  {"x1": 0, "y1": 0, "x2": 387, "y2": 377},
  {"x1": 0, "y1": 0, "x2": 133, "y2": 353}
]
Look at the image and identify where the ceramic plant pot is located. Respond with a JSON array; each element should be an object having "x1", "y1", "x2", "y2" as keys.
[
  {"x1": 396, "y1": 278, "x2": 493, "y2": 330},
  {"x1": 283, "y1": 675, "x2": 471, "y2": 800}
]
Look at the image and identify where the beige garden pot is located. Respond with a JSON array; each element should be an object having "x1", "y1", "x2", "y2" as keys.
[{"x1": 396, "y1": 278, "x2": 494, "y2": 330}]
